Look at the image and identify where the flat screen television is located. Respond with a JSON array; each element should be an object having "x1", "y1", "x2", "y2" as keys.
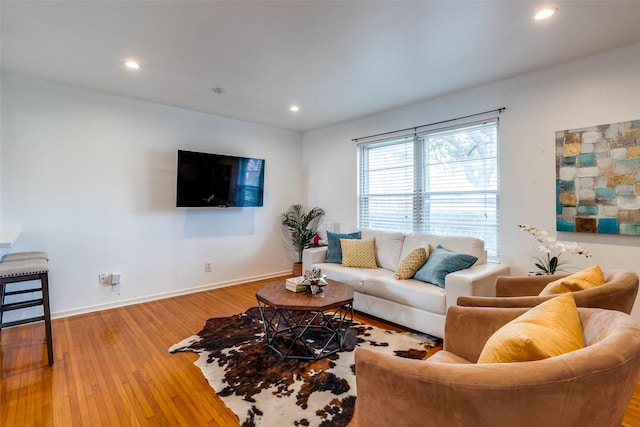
[{"x1": 176, "y1": 150, "x2": 265, "y2": 207}]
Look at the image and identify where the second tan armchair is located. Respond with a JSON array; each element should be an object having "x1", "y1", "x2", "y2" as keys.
[{"x1": 457, "y1": 268, "x2": 638, "y2": 314}]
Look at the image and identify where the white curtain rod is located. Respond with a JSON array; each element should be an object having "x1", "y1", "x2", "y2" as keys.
[{"x1": 351, "y1": 107, "x2": 506, "y2": 142}]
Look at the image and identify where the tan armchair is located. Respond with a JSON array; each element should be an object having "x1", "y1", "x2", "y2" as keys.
[
  {"x1": 355, "y1": 305, "x2": 640, "y2": 427},
  {"x1": 457, "y1": 268, "x2": 639, "y2": 314}
]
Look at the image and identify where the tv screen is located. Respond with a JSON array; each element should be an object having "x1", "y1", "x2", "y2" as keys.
[{"x1": 176, "y1": 150, "x2": 265, "y2": 207}]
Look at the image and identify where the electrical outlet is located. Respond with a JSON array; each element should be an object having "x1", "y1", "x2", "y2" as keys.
[
  {"x1": 205, "y1": 262, "x2": 212, "y2": 272},
  {"x1": 112, "y1": 273, "x2": 121, "y2": 285},
  {"x1": 98, "y1": 273, "x2": 110, "y2": 285}
]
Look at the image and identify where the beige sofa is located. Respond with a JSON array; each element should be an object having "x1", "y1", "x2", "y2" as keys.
[
  {"x1": 355, "y1": 305, "x2": 640, "y2": 426},
  {"x1": 302, "y1": 229, "x2": 509, "y2": 338}
]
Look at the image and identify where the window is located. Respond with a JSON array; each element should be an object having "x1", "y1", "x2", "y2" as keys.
[{"x1": 358, "y1": 119, "x2": 500, "y2": 261}]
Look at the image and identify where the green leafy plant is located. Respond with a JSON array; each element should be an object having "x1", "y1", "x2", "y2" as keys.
[
  {"x1": 518, "y1": 224, "x2": 591, "y2": 274},
  {"x1": 281, "y1": 204, "x2": 325, "y2": 263}
]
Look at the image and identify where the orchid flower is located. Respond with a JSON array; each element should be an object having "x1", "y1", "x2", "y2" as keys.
[{"x1": 518, "y1": 224, "x2": 591, "y2": 274}]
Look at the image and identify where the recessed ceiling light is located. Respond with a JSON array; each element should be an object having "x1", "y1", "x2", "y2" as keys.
[
  {"x1": 124, "y1": 60, "x2": 141, "y2": 70},
  {"x1": 534, "y1": 7, "x2": 556, "y2": 21},
  {"x1": 290, "y1": 105, "x2": 300, "y2": 112}
]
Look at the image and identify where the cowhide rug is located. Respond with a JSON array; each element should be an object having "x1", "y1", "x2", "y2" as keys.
[{"x1": 169, "y1": 307, "x2": 439, "y2": 427}]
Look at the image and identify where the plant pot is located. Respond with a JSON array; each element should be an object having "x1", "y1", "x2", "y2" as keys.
[{"x1": 292, "y1": 262, "x2": 303, "y2": 277}]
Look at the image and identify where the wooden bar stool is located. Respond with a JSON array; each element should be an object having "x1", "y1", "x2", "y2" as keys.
[{"x1": 0, "y1": 258, "x2": 53, "y2": 365}]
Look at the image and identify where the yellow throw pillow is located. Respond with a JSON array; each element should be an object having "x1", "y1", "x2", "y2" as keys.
[
  {"x1": 395, "y1": 246, "x2": 430, "y2": 279},
  {"x1": 539, "y1": 265, "x2": 606, "y2": 296},
  {"x1": 477, "y1": 292, "x2": 585, "y2": 363},
  {"x1": 341, "y1": 238, "x2": 377, "y2": 268}
]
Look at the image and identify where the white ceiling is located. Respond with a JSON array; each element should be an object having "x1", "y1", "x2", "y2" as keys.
[{"x1": 2, "y1": 1, "x2": 640, "y2": 133}]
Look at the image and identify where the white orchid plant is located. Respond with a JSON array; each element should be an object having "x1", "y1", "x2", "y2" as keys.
[{"x1": 518, "y1": 224, "x2": 591, "y2": 274}]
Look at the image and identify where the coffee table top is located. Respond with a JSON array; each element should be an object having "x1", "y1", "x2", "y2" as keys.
[{"x1": 256, "y1": 279, "x2": 354, "y2": 311}]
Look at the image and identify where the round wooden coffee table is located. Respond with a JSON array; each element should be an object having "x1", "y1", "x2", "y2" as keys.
[{"x1": 255, "y1": 279, "x2": 354, "y2": 360}]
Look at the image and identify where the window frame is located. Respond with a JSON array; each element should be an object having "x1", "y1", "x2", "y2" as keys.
[{"x1": 357, "y1": 118, "x2": 501, "y2": 262}]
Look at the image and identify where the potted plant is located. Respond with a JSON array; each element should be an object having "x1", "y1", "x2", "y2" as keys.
[{"x1": 281, "y1": 204, "x2": 325, "y2": 276}]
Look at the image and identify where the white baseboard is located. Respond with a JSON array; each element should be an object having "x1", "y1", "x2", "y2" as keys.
[{"x1": 51, "y1": 270, "x2": 291, "y2": 320}]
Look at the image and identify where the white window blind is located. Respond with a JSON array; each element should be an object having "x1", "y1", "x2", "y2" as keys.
[{"x1": 358, "y1": 119, "x2": 501, "y2": 262}]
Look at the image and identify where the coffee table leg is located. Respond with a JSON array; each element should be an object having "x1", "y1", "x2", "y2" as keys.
[
  {"x1": 257, "y1": 299, "x2": 288, "y2": 354},
  {"x1": 332, "y1": 303, "x2": 354, "y2": 348},
  {"x1": 321, "y1": 303, "x2": 353, "y2": 350}
]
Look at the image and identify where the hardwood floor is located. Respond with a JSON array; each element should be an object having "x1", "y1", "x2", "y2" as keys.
[{"x1": 2, "y1": 277, "x2": 640, "y2": 426}]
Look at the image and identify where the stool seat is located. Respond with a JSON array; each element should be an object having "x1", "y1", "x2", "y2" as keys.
[
  {"x1": 1, "y1": 258, "x2": 53, "y2": 365},
  {"x1": 1, "y1": 251, "x2": 49, "y2": 262},
  {"x1": 0, "y1": 259, "x2": 49, "y2": 277}
]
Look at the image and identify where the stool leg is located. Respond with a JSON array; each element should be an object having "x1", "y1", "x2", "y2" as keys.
[
  {"x1": 41, "y1": 272, "x2": 54, "y2": 365},
  {"x1": 0, "y1": 281, "x2": 5, "y2": 329}
]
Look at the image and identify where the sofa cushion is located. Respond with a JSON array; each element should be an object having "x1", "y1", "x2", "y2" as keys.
[
  {"x1": 325, "y1": 231, "x2": 361, "y2": 263},
  {"x1": 362, "y1": 276, "x2": 446, "y2": 315},
  {"x1": 414, "y1": 245, "x2": 478, "y2": 288},
  {"x1": 341, "y1": 238, "x2": 377, "y2": 268},
  {"x1": 399, "y1": 233, "x2": 433, "y2": 260},
  {"x1": 395, "y1": 246, "x2": 429, "y2": 279},
  {"x1": 402, "y1": 233, "x2": 486, "y2": 265},
  {"x1": 539, "y1": 265, "x2": 605, "y2": 296},
  {"x1": 361, "y1": 229, "x2": 405, "y2": 271},
  {"x1": 477, "y1": 292, "x2": 585, "y2": 363},
  {"x1": 316, "y1": 263, "x2": 390, "y2": 292}
]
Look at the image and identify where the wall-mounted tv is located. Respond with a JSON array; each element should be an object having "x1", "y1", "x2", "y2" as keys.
[{"x1": 176, "y1": 150, "x2": 265, "y2": 207}]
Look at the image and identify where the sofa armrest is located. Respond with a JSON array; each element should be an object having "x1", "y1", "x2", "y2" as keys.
[
  {"x1": 444, "y1": 262, "x2": 510, "y2": 309},
  {"x1": 302, "y1": 246, "x2": 327, "y2": 272}
]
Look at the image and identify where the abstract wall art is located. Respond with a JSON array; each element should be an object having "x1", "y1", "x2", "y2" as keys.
[{"x1": 556, "y1": 119, "x2": 640, "y2": 235}]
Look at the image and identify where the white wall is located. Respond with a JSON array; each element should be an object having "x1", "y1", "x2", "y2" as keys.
[
  {"x1": 303, "y1": 42, "x2": 640, "y2": 318},
  {"x1": 1, "y1": 72, "x2": 302, "y2": 319}
]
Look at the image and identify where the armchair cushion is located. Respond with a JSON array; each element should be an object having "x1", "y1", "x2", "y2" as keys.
[
  {"x1": 414, "y1": 245, "x2": 478, "y2": 288},
  {"x1": 325, "y1": 231, "x2": 361, "y2": 263},
  {"x1": 539, "y1": 264, "x2": 605, "y2": 296},
  {"x1": 477, "y1": 292, "x2": 585, "y2": 363}
]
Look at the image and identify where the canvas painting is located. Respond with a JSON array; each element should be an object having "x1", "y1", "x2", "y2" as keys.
[{"x1": 556, "y1": 119, "x2": 640, "y2": 235}]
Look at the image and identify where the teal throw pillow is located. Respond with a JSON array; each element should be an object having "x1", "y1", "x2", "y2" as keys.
[
  {"x1": 325, "y1": 231, "x2": 361, "y2": 263},
  {"x1": 413, "y1": 245, "x2": 477, "y2": 288}
]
